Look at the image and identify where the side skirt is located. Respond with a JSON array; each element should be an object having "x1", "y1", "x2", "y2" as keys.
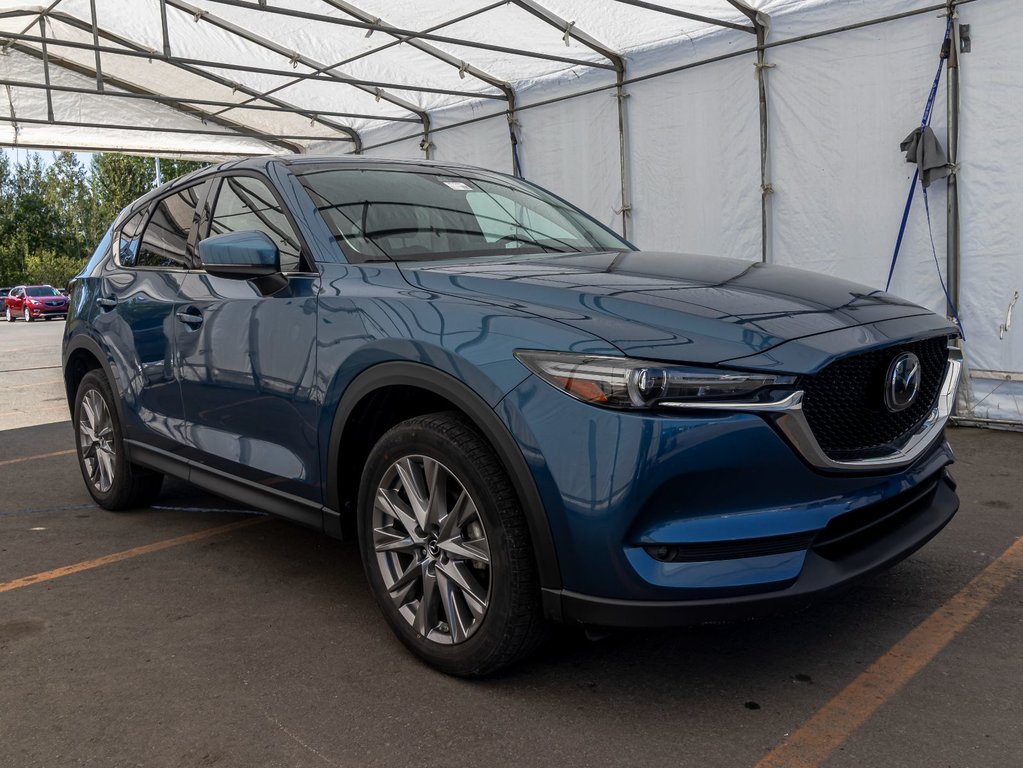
[{"x1": 126, "y1": 439, "x2": 327, "y2": 531}]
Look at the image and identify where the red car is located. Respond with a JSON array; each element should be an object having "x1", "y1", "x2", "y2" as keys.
[{"x1": 4, "y1": 284, "x2": 69, "y2": 322}]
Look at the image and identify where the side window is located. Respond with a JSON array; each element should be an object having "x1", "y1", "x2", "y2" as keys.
[
  {"x1": 208, "y1": 176, "x2": 303, "y2": 272},
  {"x1": 115, "y1": 208, "x2": 148, "y2": 267},
  {"x1": 136, "y1": 183, "x2": 206, "y2": 269}
]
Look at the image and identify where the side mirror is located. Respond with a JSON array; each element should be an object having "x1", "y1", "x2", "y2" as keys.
[{"x1": 198, "y1": 230, "x2": 280, "y2": 279}]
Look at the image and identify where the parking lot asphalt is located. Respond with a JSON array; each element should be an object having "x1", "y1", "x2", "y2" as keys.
[
  {"x1": 0, "y1": 317, "x2": 70, "y2": 430},
  {"x1": 1, "y1": 324, "x2": 1021, "y2": 768}
]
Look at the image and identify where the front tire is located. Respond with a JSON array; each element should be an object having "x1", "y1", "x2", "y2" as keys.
[
  {"x1": 73, "y1": 370, "x2": 163, "y2": 510},
  {"x1": 357, "y1": 412, "x2": 545, "y2": 677},
  {"x1": 23, "y1": 307, "x2": 32, "y2": 322}
]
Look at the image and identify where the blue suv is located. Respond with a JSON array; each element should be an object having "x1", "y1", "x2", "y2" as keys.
[{"x1": 63, "y1": 157, "x2": 962, "y2": 675}]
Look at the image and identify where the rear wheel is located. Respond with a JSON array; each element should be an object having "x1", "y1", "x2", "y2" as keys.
[
  {"x1": 357, "y1": 412, "x2": 545, "y2": 677},
  {"x1": 74, "y1": 370, "x2": 163, "y2": 510},
  {"x1": 4, "y1": 306, "x2": 13, "y2": 322}
]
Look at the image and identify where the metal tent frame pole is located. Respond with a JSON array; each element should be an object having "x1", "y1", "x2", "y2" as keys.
[
  {"x1": 316, "y1": 0, "x2": 522, "y2": 173},
  {"x1": 727, "y1": 0, "x2": 772, "y2": 264},
  {"x1": 357, "y1": 1, "x2": 975, "y2": 155},
  {"x1": 0, "y1": 78, "x2": 415, "y2": 123},
  {"x1": 163, "y1": 0, "x2": 433, "y2": 156},
  {"x1": 947, "y1": 1, "x2": 965, "y2": 417},
  {"x1": 10, "y1": 12, "x2": 367, "y2": 149},
  {"x1": 510, "y1": 0, "x2": 632, "y2": 237},
  {"x1": 947, "y1": 1, "x2": 963, "y2": 331},
  {"x1": 614, "y1": 0, "x2": 753, "y2": 34},
  {"x1": 198, "y1": 0, "x2": 616, "y2": 71}
]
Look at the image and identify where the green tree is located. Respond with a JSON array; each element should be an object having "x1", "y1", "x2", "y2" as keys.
[
  {"x1": 45, "y1": 151, "x2": 92, "y2": 260},
  {"x1": 89, "y1": 154, "x2": 206, "y2": 241},
  {"x1": 0, "y1": 151, "x2": 208, "y2": 286},
  {"x1": 0, "y1": 152, "x2": 16, "y2": 285},
  {"x1": 7, "y1": 153, "x2": 60, "y2": 277},
  {"x1": 24, "y1": 249, "x2": 84, "y2": 289}
]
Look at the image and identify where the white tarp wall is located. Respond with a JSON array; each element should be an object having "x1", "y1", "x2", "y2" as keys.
[
  {"x1": 350, "y1": 0, "x2": 1023, "y2": 424},
  {"x1": 0, "y1": 0, "x2": 1019, "y2": 422}
]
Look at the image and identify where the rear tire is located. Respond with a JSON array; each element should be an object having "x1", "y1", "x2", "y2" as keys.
[
  {"x1": 357, "y1": 412, "x2": 546, "y2": 677},
  {"x1": 5, "y1": 306, "x2": 14, "y2": 322},
  {"x1": 73, "y1": 370, "x2": 163, "y2": 510}
]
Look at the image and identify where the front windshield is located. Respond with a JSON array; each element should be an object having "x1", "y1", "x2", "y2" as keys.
[
  {"x1": 26, "y1": 286, "x2": 60, "y2": 297},
  {"x1": 296, "y1": 166, "x2": 630, "y2": 263}
]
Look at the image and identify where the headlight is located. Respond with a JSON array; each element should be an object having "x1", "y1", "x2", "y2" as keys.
[{"x1": 514, "y1": 350, "x2": 795, "y2": 408}]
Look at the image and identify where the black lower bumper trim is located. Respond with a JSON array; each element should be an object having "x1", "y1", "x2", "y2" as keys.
[{"x1": 545, "y1": 472, "x2": 959, "y2": 628}]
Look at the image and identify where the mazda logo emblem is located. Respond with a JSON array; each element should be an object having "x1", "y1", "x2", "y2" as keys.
[{"x1": 884, "y1": 352, "x2": 922, "y2": 412}]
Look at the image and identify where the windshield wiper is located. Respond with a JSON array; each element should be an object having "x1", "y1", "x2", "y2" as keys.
[{"x1": 498, "y1": 235, "x2": 579, "y2": 253}]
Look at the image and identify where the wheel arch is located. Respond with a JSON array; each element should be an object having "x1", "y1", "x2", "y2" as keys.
[
  {"x1": 326, "y1": 361, "x2": 562, "y2": 590},
  {"x1": 63, "y1": 334, "x2": 122, "y2": 423}
]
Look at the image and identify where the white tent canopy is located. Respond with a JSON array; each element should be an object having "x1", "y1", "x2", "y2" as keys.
[{"x1": 1, "y1": 0, "x2": 1021, "y2": 424}]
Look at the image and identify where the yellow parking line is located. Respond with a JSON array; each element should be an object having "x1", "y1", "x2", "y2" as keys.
[
  {"x1": 754, "y1": 534, "x2": 1023, "y2": 768},
  {"x1": 0, "y1": 448, "x2": 76, "y2": 467},
  {"x1": 0, "y1": 517, "x2": 267, "y2": 594}
]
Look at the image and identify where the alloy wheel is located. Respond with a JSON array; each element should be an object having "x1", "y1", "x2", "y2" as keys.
[
  {"x1": 23, "y1": 307, "x2": 30, "y2": 322},
  {"x1": 78, "y1": 389, "x2": 116, "y2": 493},
  {"x1": 371, "y1": 455, "x2": 492, "y2": 645}
]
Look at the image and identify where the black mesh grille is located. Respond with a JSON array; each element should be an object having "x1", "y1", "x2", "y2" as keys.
[{"x1": 801, "y1": 335, "x2": 951, "y2": 460}]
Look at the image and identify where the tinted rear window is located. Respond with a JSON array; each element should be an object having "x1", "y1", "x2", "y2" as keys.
[{"x1": 135, "y1": 183, "x2": 208, "y2": 269}]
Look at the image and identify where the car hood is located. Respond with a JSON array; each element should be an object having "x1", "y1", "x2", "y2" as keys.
[{"x1": 398, "y1": 250, "x2": 938, "y2": 368}]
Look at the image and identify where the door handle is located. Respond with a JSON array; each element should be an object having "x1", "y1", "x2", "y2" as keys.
[
  {"x1": 96, "y1": 297, "x2": 117, "y2": 309},
  {"x1": 176, "y1": 310, "x2": 204, "y2": 327}
]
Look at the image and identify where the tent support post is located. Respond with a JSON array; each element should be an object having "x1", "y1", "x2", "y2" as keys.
[
  {"x1": 509, "y1": 0, "x2": 630, "y2": 234},
  {"x1": 755, "y1": 16, "x2": 771, "y2": 263},
  {"x1": 947, "y1": 2, "x2": 964, "y2": 415},
  {"x1": 38, "y1": 17, "x2": 53, "y2": 122},
  {"x1": 88, "y1": 0, "x2": 102, "y2": 91},
  {"x1": 614, "y1": 71, "x2": 631, "y2": 239},
  {"x1": 728, "y1": 0, "x2": 772, "y2": 263},
  {"x1": 159, "y1": 0, "x2": 171, "y2": 56},
  {"x1": 947, "y1": 2, "x2": 962, "y2": 329}
]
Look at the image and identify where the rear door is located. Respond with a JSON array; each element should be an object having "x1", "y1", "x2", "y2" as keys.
[
  {"x1": 175, "y1": 171, "x2": 321, "y2": 503},
  {"x1": 6, "y1": 287, "x2": 24, "y2": 317},
  {"x1": 91, "y1": 182, "x2": 208, "y2": 451}
]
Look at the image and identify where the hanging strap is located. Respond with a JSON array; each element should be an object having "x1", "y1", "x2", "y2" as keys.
[
  {"x1": 921, "y1": 179, "x2": 966, "y2": 336},
  {"x1": 885, "y1": 18, "x2": 953, "y2": 293}
]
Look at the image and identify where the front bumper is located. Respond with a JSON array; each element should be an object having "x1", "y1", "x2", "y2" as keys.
[
  {"x1": 27, "y1": 304, "x2": 68, "y2": 317},
  {"x1": 497, "y1": 373, "x2": 959, "y2": 618},
  {"x1": 543, "y1": 471, "x2": 958, "y2": 626}
]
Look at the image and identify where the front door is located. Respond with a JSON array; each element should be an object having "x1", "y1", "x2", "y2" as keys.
[{"x1": 175, "y1": 173, "x2": 321, "y2": 502}]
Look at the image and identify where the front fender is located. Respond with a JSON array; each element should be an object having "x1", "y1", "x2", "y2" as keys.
[{"x1": 323, "y1": 359, "x2": 563, "y2": 591}]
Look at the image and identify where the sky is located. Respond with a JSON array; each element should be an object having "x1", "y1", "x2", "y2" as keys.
[{"x1": 3, "y1": 147, "x2": 94, "y2": 170}]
